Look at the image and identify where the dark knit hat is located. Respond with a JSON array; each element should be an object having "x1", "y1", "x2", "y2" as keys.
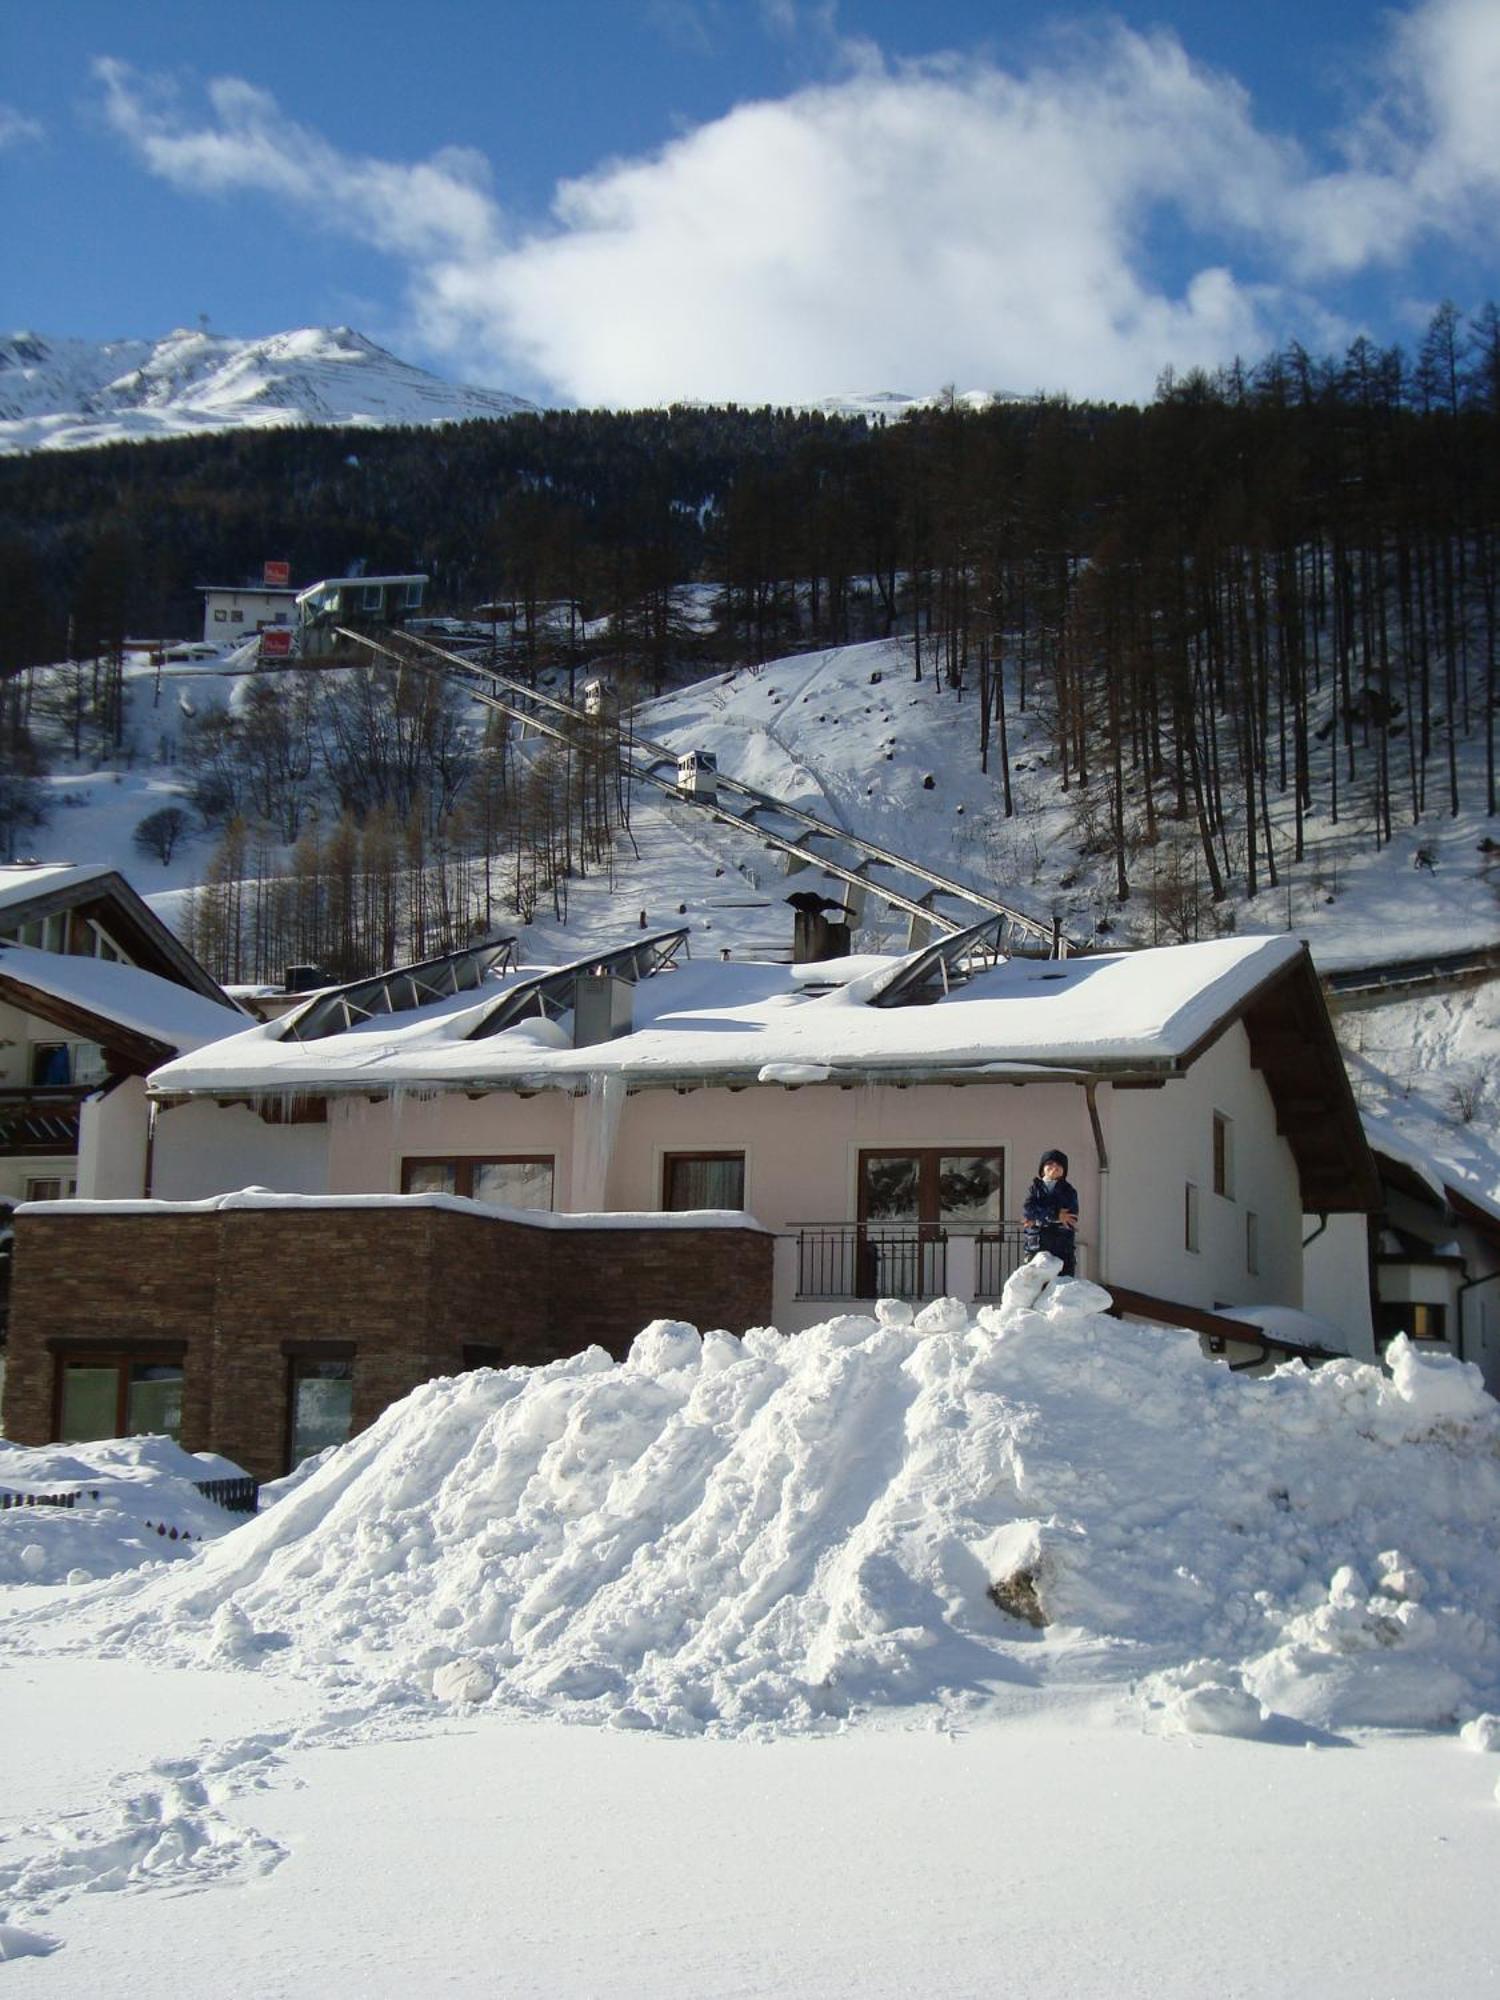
[{"x1": 1039, "y1": 1148, "x2": 1069, "y2": 1174}]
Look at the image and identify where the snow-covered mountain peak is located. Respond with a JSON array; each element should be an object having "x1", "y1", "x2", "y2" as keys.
[{"x1": 0, "y1": 326, "x2": 536, "y2": 453}]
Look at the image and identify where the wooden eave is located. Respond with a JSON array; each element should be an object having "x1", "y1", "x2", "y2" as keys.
[
  {"x1": 1178, "y1": 947, "x2": 1379, "y2": 1214},
  {"x1": 1447, "y1": 1188, "x2": 1500, "y2": 1255}
]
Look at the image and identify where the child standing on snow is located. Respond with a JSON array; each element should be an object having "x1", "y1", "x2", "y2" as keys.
[{"x1": 1022, "y1": 1148, "x2": 1080, "y2": 1277}]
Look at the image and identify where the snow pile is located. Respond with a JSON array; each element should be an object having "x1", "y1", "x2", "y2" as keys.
[
  {"x1": 0, "y1": 1437, "x2": 249, "y2": 1586},
  {"x1": 28, "y1": 1272, "x2": 1500, "y2": 1738}
]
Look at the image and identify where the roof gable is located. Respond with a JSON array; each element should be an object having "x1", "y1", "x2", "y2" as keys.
[{"x1": 0, "y1": 865, "x2": 232, "y2": 1005}]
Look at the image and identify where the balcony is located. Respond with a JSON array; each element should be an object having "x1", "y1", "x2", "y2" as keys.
[
  {"x1": 792, "y1": 1222, "x2": 1083, "y2": 1303},
  {"x1": 0, "y1": 1088, "x2": 88, "y2": 1159}
]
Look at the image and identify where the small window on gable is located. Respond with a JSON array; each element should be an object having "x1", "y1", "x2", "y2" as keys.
[
  {"x1": 1213, "y1": 1113, "x2": 1234, "y2": 1198},
  {"x1": 214, "y1": 608, "x2": 227, "y2": 622},
  {"x1": 1185, "y1": 1181, "x2": 1200, "y2": 1254},
  {"x1": 1246, "y1": 1209, "x2": 1260, "y2": 1275},
  {"x1": 230, "y1": 609, "x2": 243, "y2": 622}
]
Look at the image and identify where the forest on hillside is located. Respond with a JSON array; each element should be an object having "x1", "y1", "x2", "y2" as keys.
[{"x1": 2, "y1": 302, "x2": 1498, "y2": 978}]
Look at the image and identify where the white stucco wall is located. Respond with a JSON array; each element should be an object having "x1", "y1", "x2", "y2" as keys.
[
  {"x1": 150, "y1": 1098, "x2": 332, "y2": 1198},
  {"x1": 1102, "y1": 1024, "x2": 1304, "y2": 1313},
  {"x1": 76, "y1": 1077, "x2": 149, "y2": 1198},
  {"x1": 1302, "y1": 1213, "x2": 1377, "y2": 1361},
  {"x1": 200, "y1": 588, "x2": 296, "y2": 643}
]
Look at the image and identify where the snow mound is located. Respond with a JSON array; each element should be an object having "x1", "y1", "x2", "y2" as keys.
[
  {"x1": 0, "y1": 1436, "x2": 249, "y2": 1585},
  {"x1": 26, "y1": 1300, "x2": 1500, "y2": 1738}
]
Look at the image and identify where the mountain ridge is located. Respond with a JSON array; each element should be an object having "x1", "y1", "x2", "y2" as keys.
[{"x1": 0, "y1": 325, "x2": 536, "y2": 454}]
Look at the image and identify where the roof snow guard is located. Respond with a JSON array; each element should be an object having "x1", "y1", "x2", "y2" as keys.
[
  {"x1": 868, "y1": 914, "x2": 1013, "y2": 1008},
  {"x1": 285, "y1": 935, "x2": 518, "y2": 1043},
  {"x1": 466, "y1": 928, "x2": 690, "y2": 1041}
]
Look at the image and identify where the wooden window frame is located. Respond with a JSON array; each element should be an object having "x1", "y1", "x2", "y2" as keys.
[
  {"x1": 1185, "y1": 1181, "x2": 1200, "y2": 1254},
  {"x1": 52, "y1": 1347, "x2": 186, "y2": 1442},
  {"x1": 1212, "y1": 1113, "x2": 1234, "y2": 1199},
  {"x1": 662, "y1": 1150, "x2": 746, "y2": 1211},
  {"x1": 401, "y1": 1155, "x2": 555, "y2": 1205},
  {"x1": 1374, "y1": 1301, "x2": 1448, "y2": 1345},
  {"x1": 856, "y1": 1147, "x2": 1005, "y2": 1227}
]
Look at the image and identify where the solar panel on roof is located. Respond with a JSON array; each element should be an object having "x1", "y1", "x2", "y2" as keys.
[{"x1": 284, "y1": 935, "x2": 518, "y2": 1043}]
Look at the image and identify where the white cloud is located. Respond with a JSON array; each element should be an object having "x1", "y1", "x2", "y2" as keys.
[
  {"x1": 94, "y1": 59, "x2": 499, "y2": 264},
  {"x1": 94, "y1": 5, "x2": 1500, "y2": 407},
  {"x1": 0, "y1": 104, "x2": 44, "y2": 150}
]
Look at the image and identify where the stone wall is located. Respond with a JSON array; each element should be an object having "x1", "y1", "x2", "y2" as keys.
[{"x1": 3, "y1": 1204, "x2": 773, "y2": 1484}]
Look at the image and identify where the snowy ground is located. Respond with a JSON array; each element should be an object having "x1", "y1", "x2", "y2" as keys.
[
  {"x1": 3, "y1": 1669, "x2": 1497, "y2": 1998},
  {"x1": 5, "y1": 1276, "x2": 1500, "y2": 1989}
]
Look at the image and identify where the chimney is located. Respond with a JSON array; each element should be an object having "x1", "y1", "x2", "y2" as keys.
[
  {"x1": 573, "y1": 971, "x2": 634, "y2": 1048},
  {"x1": 792, "y1": 909, "x2": 852, "y2": 963}
]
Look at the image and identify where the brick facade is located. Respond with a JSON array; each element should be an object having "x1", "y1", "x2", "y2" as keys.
[{"x1": 3, "y1": 1204, "x2": 773, "y2": 1484}]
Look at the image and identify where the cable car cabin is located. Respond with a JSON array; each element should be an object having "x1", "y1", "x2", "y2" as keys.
[
  {"x1": 676, "y1": 750, "x2": 719, "y2": 802},
  {"x1": 582, "y1": 676, "x2": 618, "y2": 718}
]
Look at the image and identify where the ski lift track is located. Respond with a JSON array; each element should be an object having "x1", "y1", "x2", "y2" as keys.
[{"x1": 332, "y1": 625, "x2": 1069, "y2": 957}]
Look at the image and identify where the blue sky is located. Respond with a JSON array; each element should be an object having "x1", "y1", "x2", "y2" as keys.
[{"x1": 4, "y1": 0, "x2": 1498, "y2": 405}]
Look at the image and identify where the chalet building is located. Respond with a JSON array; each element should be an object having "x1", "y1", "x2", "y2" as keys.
[
  {"x1": 0, "y1": 865, "x2": 244, "y2": 1211},
  {"x1": 198, "y1": 584, "x2": 299, "y2": 645},
  {"x1": 4, "y1": 917, "x2": 1379, "y2": 1480},
  {"x1": 1364, "y1": 1137, "x2": 1500, "y2": 1392}
]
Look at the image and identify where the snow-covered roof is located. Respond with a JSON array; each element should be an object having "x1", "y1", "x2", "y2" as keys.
[
  {"x1": 149, "y1": 932, "x2": 1305, "y2": 1097},
  {"x1": 0, "y1": 943, "x2": 246, "y2": 1054},
  {"x1": 0, "y1": 862, "x2": 115, "y2": 914},
  {"x1": 1365, "y1": 1112, "x2": 1500, "y2": 1236}
]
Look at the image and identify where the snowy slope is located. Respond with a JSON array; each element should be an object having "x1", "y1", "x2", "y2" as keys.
[{"x1": 0, "y1": 327, "x2": 533, "y2": 454}]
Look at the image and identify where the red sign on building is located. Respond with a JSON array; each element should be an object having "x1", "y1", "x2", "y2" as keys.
[
  {"x1": 259, "y1": 627, "x2": 294, "y2": 658},
  {"x1": 263, "y1": 560, "x2": 291, "y2": 587}
]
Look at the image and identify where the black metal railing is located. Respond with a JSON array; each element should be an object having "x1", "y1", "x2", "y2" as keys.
[
  {"x1": 0, "y1": 1476, "x2": 258, "y2": 1516},
  {"x1": 193, "y1": 1476, "x2": 260, "y2": 1515},
  {"x1": 796, "y1": 1225, "x2": 949, "y2": 1301},
  {"x1": 974, "y1": 1225, "x2": 1030, "y2": 1297},
  {"x1": 793, "y1": 1221, "x2": 1075, "y2": 1301}
]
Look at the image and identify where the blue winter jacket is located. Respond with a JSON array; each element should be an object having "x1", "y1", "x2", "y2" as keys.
[{"x1": 1022, "y1": 1175, "x2": 1079, "y2": 1261}]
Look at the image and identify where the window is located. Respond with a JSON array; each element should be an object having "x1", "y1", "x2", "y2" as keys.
[
  {"x1": 25, "y1": 1177, "x2": 75, "y2": 1202},
  {"x1": 859, "y1": 1150, "x2": 1004, "y2": 1229},
  {"x1": 663, "y1": 1152, "x2": 745, "y2": 1210},
  {"x1": 1375, "y1": 1302, "x2": 1447, "y2": 1345},
  {"x1": 230, "y1": 609, "x2": 243, "y2": 623},
  {"x1": 1246, "y1": 1210, "x2": 1260, "y2": 1275},
  {"x1": 214, "y1": 608, "x2": 227, "y2": 623},
  {"x1": 1212, "y1": 1113, "x2": 1234, "y2": 1198},
  {"x1": 404, "y1": 581, "x2": 424, "y2": 609},
  {"x1": 288, "y1": 1358, "x2": 354, "y2": 1468},
  {"x1": 361, "y1": 584, "x2": 384, "y2": 613},
  {"x1": 401, "y1": 1156, "x2": 554, "y2": 1210},
  {"x1": 30, "y1": 1043, "x2": 72, "y2": 1086},
  {"x1": 57, "y1": 1354, "x2": 184, "y2": 1443},
  {"x1": 1185, "y1": 1181, "x2": 1200, "y2": 1253}
]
